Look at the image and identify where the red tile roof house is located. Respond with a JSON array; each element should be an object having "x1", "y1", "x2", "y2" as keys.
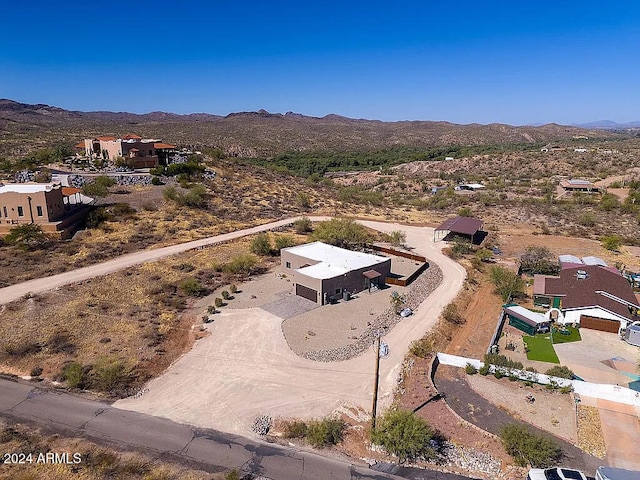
[
  {"x1": 82, "y1": 135, "x2": 176, "y2": 168},
  {"x1": 533, "y1": 265, "x2": 640, "y2": 335}
]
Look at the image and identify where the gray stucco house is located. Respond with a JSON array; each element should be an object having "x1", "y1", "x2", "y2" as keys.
[{"x1": 281, "y1": 241, "x2": 391, "y2": 304}]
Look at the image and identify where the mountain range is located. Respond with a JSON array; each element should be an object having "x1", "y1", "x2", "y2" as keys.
[{"x1": 0, "y1": 99, "x2": 627, "y2": 158}]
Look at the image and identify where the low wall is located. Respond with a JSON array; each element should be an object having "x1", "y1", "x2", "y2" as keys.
[
  {"x1": 370, "y1": 244, "x2": 426, "y2": 263},
  {"x1": 437, "y1": 352, "x2": 640, "y2": 407},
  {"x1": 370, "y1": 245, "x2": 429, "y2": 287}
]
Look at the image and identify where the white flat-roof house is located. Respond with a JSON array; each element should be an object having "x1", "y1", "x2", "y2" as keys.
[{"x1": 281, "y1": 242, "x2": 391, "y2": 304}]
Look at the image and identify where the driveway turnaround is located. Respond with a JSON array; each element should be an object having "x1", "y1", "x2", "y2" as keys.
[
  {"x1": 0, "y1": 377, "x2": 409, "y2": 480},
  {"x1": 116, "y1": 221, "x2": 466, "y2": 435}
]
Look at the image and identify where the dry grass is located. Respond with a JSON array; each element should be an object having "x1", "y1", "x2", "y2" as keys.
[
  {"x1": 0, "y1": 420, "x2": 221, "y2": 480},
  {"x1": 0, "y1": 237, "x2": 270, "y2": 396}
]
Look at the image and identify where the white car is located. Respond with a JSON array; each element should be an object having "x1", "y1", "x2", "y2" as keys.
[{"x1": 527, "y1": 468, "x2": 589, "y2": 480}]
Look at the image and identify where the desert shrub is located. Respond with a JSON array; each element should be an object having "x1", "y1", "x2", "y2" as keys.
[
  {"x1": 500, "y1": 423, "x2": 562, "y2": 467},
  {"x1": 578, "y1": 212, "x2": 596, "y2": 227},
  {"x1": 274, "y1": 234, "x2": 295, "y2": 251},
  {"x1": 442, "y1": 303, "x2": 464, "y2": 324},
  {"x1": 600, "y1": 193, "x2": 620, "y2": 211},
  {"x1": 283, "y1": 420, "x2": 308, "y2": 438},
  {"x1": 457, "y1": 207, "x2": 473, "y2": 217},
  {"x1": 489, "y1": 266, "x2": 525, "y2": 301},
  {"x1": 179, "y1": 278, "x2": 204, "y2": 296},
  {"x1": 63, "y1": 362, "x2": 87, "y2": 389},
  {"x1": 450, "y1": 240, "x2": 473, "y2": 258},
  {"x1": 47, "y1": 329, "x2": 76, "y2": 354},
  {"x1": 372, "y1": 409, "x2": 436, "y2": 464},
  {"x1": 224, "y1": 470, "x2": 241, "y2": 480},
  {"x1": 151, "y1": 176, "x2": 163, "y2": 186},
  {"x1": 163, "y1": 186, "x2": 178, "y2": 201},
  {"x1": 222, "y1": 254, "x2": 258, "y2": 275},
  {"x1": 83, "y1": 176, "x2": 116, "y2": 197},
  {"x1": 545, "y1": 365, "x2": 574, "y2": 379},
  {"x1": 484, "y1": 353, "x2": 523, "y2": 370},
  {"x1": 390, "y1": 290, "x2": 405, "y2": 313},
  {"x1": 3, "y1": 339, "x2": 42, "y2": 358},
  {"x1": 493, "y1": 369, "x2": 505, "y2": 379},
  {"x1": 30, "y1": 366, "x2": 43, "y2": 377},
  {"x1": 250, "y1": 233, "x2": 272, "y2": 256},
  {"x1": 409, "y1": 338, "x2": 433, "y2": 358},
  {"x1": 221, "y1": 290, "x2": 230, "y2": 300},
  {"x1": 110, "y1": 203, "x2": 137, "y2": 218},
  {"x1": 91, "y1": 358, "x2": 132, "y2": 394},
  {"x1": 296, "y1": 192, "x2": 311, "y2": 209},
  {"x1": 478, "y1": 364, "x2": 491, "y2": 375},
  {"x1": 601, "y1": 234, "x2": 621, "y2": 251},
  {"x1": 465, "y1": 363, "x2": 477, "y2": 375},
  {"x1": 214, "y1": 297, "x2": 223, "y2": 308},
  {"x1": 310, "y1": 218, "x2": 371, "y2": 249},
  {"x1": 230, "y1": 284, "x2": 238, "y2": 294},
  {"x1": 293, "y1": 216, "x2": 313, "y2": 234},
  {"x1": 85, "y1": 207, "x2": 112, "y2": 228},
  {"x1": 306, "y1": 417, "x2": 344, "y2": 448},
  {"x1": 3, "y1": 224, "x2": 52, "y2": 250}
]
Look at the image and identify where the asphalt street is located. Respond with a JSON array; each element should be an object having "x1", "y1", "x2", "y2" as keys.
[{"x1": 0, "y1": 378, "x2": 478, "y2": 480}]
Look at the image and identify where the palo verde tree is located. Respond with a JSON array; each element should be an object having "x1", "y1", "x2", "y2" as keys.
[
  {"x1": 519, "y1": 245, "x2": 560, "y2": 275},
  {"x1": 490, "y1": 266, "x2": 525, "y2": 301},
  {"x1": 372, "y1": 409, "x2": 437, "y2": 464},
  {"x1": 310, "y1": 218, "x2": 371, "y2": 249}
]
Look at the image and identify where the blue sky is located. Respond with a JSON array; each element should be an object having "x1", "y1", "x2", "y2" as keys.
[{"x1": 1, "y1": 1, "x2": 638, "y2": 124}]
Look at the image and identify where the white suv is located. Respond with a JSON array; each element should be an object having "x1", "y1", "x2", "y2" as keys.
[{"x1": 527, "y1": 468, "x2": 589, "y2": 480}]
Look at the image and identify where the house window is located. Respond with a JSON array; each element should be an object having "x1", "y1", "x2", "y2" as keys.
[
  {"x1": 17, "y1": 206, "x2": 24, "y2": 217},
  {"x1": 286, "y1": 262, "x2": 291, "y2": 269},
  {"x1": 2, "y1": 206, "x2": 6, "y2": 217},
  {"x1": 36, "y1": 206, "x2": 43, "y2": 217},
  {"x1": 335, "y1": 288, "x2": 341, "y2": 295}
]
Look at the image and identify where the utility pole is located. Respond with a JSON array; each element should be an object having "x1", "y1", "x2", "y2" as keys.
[{"x1": 371, "y1": 333, "x2": 381, "y2": 431}]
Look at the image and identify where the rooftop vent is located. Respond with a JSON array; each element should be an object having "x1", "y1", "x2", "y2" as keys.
[{"x1": 576, "y1": 269, "x2": 589, "y2": 280}]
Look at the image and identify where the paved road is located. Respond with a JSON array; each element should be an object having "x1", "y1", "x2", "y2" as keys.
[
  {"x1": 0, "y1": 217, "x2": 299, "y2": 305},
  {"x1": 0, "y1": 378, "x2": 474, "y2": 480}
]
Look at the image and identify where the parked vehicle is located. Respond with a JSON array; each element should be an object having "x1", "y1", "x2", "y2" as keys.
[
  {"x1": 595, "y1": 466, "x2": 639, "y2": 480},
  {"x1": 400, "y1": 308, "x2": 413, "y2": 318},
  {"x1": 527, "y1": 468, "x2": 588, "y2": 480}
]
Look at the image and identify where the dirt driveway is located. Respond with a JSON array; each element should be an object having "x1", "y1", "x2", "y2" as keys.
[{"x1": 115, "y1": 221, "x2": 467, "y2": 435}]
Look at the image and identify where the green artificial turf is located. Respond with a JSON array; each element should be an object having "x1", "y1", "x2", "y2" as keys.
[
  {"x1": 550, "y1": 325, "x2": 581, "y2": 344},
  {"x1": 523, "y1": 335, "x2": 560, "y2": 364}
]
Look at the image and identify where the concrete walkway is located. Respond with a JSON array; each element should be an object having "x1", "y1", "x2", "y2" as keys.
[{"x1": 596, "y1": 399, "x2": 640, "y2": 471}]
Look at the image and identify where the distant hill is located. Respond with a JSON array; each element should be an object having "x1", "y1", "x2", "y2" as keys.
[
  {"x1": 0, "y1": 99, "x2": 623, "y2": 158},
  {"x1": 573, "y1": 120, "x2": 640, "y2": 129}
]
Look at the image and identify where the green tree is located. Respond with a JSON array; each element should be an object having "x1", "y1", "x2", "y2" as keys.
[
  {"x1": 250, "y1": 233, "x2": 273, "y2": 256},
  {"x1": 490, "y1": 266, "x2": 525, "y2": 301},
  {"x1": 387, "y1": 230, "x2": 406, "y2": 247},
  {"x1": 519, "y1": 245, "x2": 560, "y2": 275},
  {"x1": 601, "y1": 234, "x2": 621, "y2": 251},
  {"x1": 4, "y1": 224, "x2": 52, "y2": 250},
  {"x1": 372, "y1": 409, "x2": 436, "y2": 464},
  {"x1": 83, "y1": 176, "x2": 117, "y2": 197},
  {"x1": 274, "y1": 234, "x2": 295, "y2": 252},
  {"x1": 293, "y1": 217, "x2": 313, "y2": 234},
  {"x1": 222, "y1": 254, "x2": 258, "y2": 275},
  {"x1": 179, "y1": 278, "x2": 204, "y2": 296},
  {"x1": 306, "y1": 417, "x2": 344, "y2": 448},
  {"x1": 500, "y1": 423, "x2": 562, "y2": 467},
  {"x1": 310, "y1": 218, "x2": 371, "y2": 249},
  {"x1": 599, "y1": 193, "x2": 620, "y2": 212}
]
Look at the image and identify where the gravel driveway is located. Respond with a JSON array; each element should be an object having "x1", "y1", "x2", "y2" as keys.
[{"x1": 115, "y1": 220, "x2": 467, "y2": 435}]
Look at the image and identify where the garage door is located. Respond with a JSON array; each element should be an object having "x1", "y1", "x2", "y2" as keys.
[
  {"x1": 295, "y1": 284, "x2": 317, "y2": 303},
  {"x1": 580, "y1": 315, "x2": 620, "y2": 333}
]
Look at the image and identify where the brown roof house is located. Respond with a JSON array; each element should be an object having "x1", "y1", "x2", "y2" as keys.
[
  {"x1": 0, "y1": 183, "x2": 93, "y2": 238},
  {"x1": 82, "y1": 135, "x2": 176, "y2": 168},
  {"x1": 533, "y1": 265, "x2": 640, "y2": 334},
  {"x1": 281, "y1": 242, "x2": 391, "y2": 305}
]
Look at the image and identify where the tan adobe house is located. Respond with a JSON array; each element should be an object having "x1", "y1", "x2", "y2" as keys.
[
  {"x1": 0, "y1": 183, "x2": 93, "y2": 238},
  {"x1": 533, "y1": 264, "x2": 640, "y2": 334},
  {"x1": 82, "y1": 134, "x2": 176, "y2": 168},
  {"x1": 281, "y1": 241, "x2": 391, "y2": 305}
]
